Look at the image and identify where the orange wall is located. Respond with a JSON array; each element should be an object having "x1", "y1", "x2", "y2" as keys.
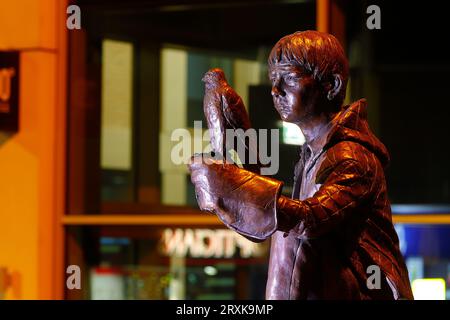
[{"x1": 0, "y1": 0, "x2": 66, "y2": 299}]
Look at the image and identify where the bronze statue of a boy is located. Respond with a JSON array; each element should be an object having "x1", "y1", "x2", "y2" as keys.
[{"x1": 188, "y1": 31, "x2": 413, "y2": 300}]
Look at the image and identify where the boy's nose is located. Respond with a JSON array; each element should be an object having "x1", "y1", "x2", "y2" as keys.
[{"x1": 271, "y1": 85, "x2": 285, "y2": 97}]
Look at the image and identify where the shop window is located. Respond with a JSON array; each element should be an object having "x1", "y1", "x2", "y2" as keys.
[
  {"x1": 100, "y1": 39, "x2": 135, "y2": 202},
  {"x1": 395, "y1": 223, "x2": 450, "y2": 300},
  {"x1": 66, "y1": 226, "x2": 269, "y2": 300}
]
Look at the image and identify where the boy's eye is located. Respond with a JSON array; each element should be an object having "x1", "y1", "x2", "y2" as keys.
[{"x1": 285, "y1": 74, "x2": 299, "y2": 83}]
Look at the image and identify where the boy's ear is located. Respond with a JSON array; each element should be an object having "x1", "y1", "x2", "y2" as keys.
[{"x1": 326, "y1": 74, "x2": 342, "y2": 100}]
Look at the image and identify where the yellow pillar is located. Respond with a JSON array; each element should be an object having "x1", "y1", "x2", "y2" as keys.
[
  {"x1": 0, "y1": 0, "x2": 67, "y2": 299},
  {"x1": 316, "y1": 0, "x2": 330, "y2": 33},
  {"x1": 316, "y1": 0, "x2": 346, "y2": 53}
]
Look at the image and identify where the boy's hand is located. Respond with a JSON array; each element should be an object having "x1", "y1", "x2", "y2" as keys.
[{"x1": 187, "y1": 153, "x2": 283, "y2": 242}]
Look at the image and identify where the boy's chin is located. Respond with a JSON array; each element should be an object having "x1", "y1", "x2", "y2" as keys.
[{"x1": 279, "y1": 113, "x2": 298, "y2": 123}]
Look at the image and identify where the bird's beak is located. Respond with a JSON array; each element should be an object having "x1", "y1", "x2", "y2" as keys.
[{"x1": 201, "y1": 72, "x2": 211, "y2": 83}]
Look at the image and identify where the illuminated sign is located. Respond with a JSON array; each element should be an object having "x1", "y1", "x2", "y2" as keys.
[
  {"x1": 160, "y1": 228, "x2": 268, "y2": 259},
  {"x1": 279, "y1": 121, "x2": 305, "y2": 145},
  {"x1": 412, "y1": 278, "x2": 446, "y2": 300},
  {"x1": 0, "y1": 52, "x2": 19, "y2": 132}
]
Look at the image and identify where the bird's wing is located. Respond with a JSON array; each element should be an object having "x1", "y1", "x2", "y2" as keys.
[
  {"x1": 221, "y1": 86, "x2": 251, "y2": 131},
  {"x1": 221, "y1": 86, "x2": 260, "y2": 168},
  {"x1": 204, "y1": 91, "x2": 225, "y2": 155}
]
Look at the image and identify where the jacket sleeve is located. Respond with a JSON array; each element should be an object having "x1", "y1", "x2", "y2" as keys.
[{"x1": 276, "y1": 155, "x2": 380, "y2": 237}]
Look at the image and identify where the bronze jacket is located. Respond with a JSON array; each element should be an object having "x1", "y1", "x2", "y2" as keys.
[{"x1": 266, "y1": 99, "x2": 413, "y2": 300}]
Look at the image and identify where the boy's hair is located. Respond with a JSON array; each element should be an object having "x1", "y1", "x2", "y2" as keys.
[{"x1": 268, "y1": 30, "x2": 349, "y2": 110}]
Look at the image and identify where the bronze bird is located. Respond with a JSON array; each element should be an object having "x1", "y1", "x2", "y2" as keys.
[{"x1": 202, "y1": 68, "x2": 259, "y2": 171}]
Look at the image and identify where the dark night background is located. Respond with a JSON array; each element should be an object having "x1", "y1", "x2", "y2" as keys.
[{"x1": 78, "y1": 0, "x2": 450, "y2": 204}]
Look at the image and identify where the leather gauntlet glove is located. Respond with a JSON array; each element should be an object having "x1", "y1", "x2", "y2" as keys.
[{"x1": 188, "y1": 153, "x2": 283, "y2": 242}]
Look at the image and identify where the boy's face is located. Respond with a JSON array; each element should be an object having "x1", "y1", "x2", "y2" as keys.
[{"x1": 269, "y1": 62, "x2": 322, "y2": 124}]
